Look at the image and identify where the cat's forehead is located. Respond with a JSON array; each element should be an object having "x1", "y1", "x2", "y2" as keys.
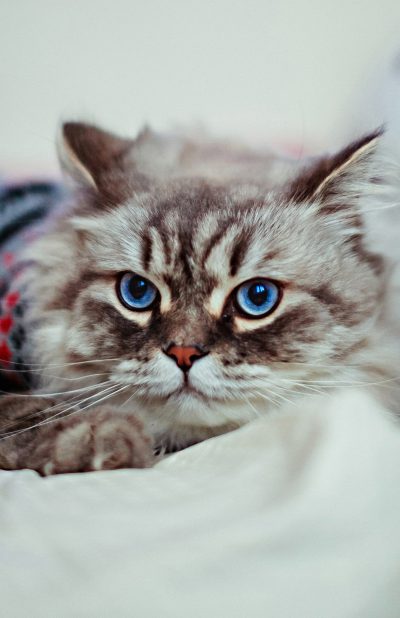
[
  {"x1": 85, "y1": 181, "x2": 330, "y2": 296},
  {"x1": 124, "y1": 185, "x2": 286, "y2": 281}
]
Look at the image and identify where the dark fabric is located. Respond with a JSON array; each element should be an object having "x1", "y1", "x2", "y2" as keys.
[{"x1": 0, "y1": 181, "x2": 63, "y2": 392}]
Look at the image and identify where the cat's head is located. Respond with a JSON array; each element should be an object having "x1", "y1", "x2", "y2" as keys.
[{"x1": 28, "y1": 123, "x2": 388, "y2": 438}]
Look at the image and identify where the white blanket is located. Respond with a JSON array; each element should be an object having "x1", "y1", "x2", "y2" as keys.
[{"x1": 1, "y1": 389, "x2": 399, "y2": 618}]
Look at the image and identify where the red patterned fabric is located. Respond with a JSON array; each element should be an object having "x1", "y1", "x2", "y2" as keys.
[{"x1": 0, "y1": 181, "x2": 63, "y2": 391}]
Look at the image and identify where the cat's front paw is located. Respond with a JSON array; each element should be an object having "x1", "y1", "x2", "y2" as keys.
[
  {"x1": 0, "y1": 399, "x2": 154, "y2": 475},
  {"x1": 38, "y1": 407, "x2": 155, "y2": 475}
]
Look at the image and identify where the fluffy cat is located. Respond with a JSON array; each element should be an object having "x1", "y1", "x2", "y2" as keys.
[{"x1": 0, "y1": 122, "x2": 399, "y2": 475}]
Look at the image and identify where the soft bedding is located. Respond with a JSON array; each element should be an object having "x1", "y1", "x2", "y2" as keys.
[{"x1": 1, "y1": 388, "x2": 399, "y2": 618}]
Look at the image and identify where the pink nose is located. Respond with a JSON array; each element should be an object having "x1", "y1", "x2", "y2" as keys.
[{"x1": 165, "y1": 344, "x2": 207, "y2": 371}]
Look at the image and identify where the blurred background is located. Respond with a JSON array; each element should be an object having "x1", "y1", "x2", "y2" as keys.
[{"x1": 1, "y1": 0, "x2": 400, "y2": 176}]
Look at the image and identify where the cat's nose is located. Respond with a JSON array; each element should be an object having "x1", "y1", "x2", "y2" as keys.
[{"x1": 164, "y1": 344, "x2": 208, "y2": 372}]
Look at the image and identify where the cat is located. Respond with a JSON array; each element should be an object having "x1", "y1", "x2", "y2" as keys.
[{"x1": 0, "y1": 122, "x2": 399, "y2": 475}]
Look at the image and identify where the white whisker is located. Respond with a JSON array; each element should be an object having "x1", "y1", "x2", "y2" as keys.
[
  {"x1": 253, "y1": 391, "x2": 280, "y2": 408},
  {"x1": 0, "y1": 357, "x2": 121, "y2": 369},
  {"x1": 0, "y1": 380, "x2": 114, "y2": 433},
  {"x1": 254, "y1": 388, "x2": 296, "y2": 408},
  {"x1": 120, "y1": 388, "x2": 139, "y2": 409},
  {"x1": 44, "y1": 384, "x2": 130, "y2": 428},
  {"x1": 275, "y1": 379, "x2": 326, "y2": 397},
  {"x1": 0, "y1": 380, "x2": 113, "y2": 399},
  {"x1": 298, "y1": 376, "x2": 400, "y2": 388},
  {"x1": 0, "y1": 383, "x2": 123, "y2": 441},
  {"x1": 239, "y1": 393, "x2": 261, "y2": 418}
]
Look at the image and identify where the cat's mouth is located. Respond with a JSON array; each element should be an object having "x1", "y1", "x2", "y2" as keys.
[{"x1": 170, "y1": 381, "x2": 210, "y2": 402}]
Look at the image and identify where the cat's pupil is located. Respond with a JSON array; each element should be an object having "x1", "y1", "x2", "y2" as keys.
[
  {"x1": 129, "y1": 277, "x2": 148, "y2": 299},
  {"x1": 248, "y1": 282, "x2": 269, "y2": 306}
]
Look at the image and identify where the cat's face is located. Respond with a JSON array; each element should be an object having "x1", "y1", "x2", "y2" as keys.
[{"x1": 28, "y1": 124, "x2": 385, "y2": 438}]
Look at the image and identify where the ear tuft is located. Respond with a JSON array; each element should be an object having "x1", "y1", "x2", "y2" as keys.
[
  {"x1": 57, "y1": 122, "x2": 133, "y2": 192},
  {"x1": 288, "y1": 129, "x2": 384, "y2": 205}
]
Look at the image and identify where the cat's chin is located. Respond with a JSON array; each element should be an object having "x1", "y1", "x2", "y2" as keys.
[
  {"x1": 144, "y1": 389, "x2": 262, "y2": 450},
  {"x1": 170, "y1": 383, "x2": 210, "y2": 402},
  {"x1": 165, "y1": 387, "x2": 214, "y2": 418},
  {"x1": 161, "y1": 386, "x2": 261, "y2": 428}
]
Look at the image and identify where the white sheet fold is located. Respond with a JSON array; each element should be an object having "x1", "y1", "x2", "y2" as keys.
[{"x1": 1, "y1": 389, "x2": 399, "y2": 618}]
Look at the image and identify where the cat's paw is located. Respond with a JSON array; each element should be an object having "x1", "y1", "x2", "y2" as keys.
[
  {"x1": 0, "y1": 399, "x2": 154, "y2": 475},
  {"x1": 37, "y1": 407, "x2": 154, "y2": 475}
]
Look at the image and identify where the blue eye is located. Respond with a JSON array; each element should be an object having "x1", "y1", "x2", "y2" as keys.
[
  {"x1": 235, "y1": 279, "x2": 280, "y2": 318},
  {"x1": 118, "y1": 273, "x2": 158, "y2": 311}
]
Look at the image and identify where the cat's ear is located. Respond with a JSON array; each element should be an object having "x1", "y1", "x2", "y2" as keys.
[
  {"x1": 287, "y1": 129, "x2": 383, "y2": 220},
  {"x1": 57, "y1": 122, "x2": 133, "y2": 195}
]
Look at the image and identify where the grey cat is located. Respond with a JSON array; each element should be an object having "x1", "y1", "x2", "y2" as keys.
[{"x1": 0, "y1": 122, "x2": 399, "y2": 475}]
